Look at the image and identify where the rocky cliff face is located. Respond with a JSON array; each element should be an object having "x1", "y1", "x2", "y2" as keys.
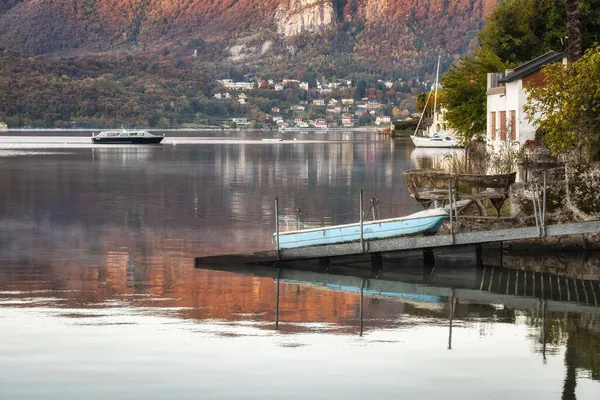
[
  {"x1": 275, "y1": 0, "x2": 335, "y2": 37},
  {"x1": 0, "y1": 0, "x2": 500, "y2": 76}
]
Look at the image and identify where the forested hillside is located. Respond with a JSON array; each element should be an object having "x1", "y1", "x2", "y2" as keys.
[
  {"x1": 0, "y1": 0, "x2": 500, "y2": 78},
  {"x1": 0, "y1": 50, "x2": 218, "y2": 127}
]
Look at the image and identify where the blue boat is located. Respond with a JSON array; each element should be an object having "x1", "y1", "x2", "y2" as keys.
[{"x1": 274, "y1": 208, "x2": 448, "y2": 249}]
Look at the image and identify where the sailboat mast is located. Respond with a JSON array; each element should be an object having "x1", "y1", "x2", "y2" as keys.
[{"x1": 433, "y1": 55, "x2": 441, "y2": 118}]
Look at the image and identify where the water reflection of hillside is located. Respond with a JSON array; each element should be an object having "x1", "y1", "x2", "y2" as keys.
[{"x1": 1, "y1": 224, "x2": 600, "y2": 385}]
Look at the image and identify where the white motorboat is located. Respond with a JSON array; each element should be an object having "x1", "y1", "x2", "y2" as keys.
[{"x1": 92, "y1": 129, "x2": 164, "y2": 144}]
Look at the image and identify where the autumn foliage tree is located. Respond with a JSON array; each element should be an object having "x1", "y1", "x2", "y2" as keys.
[{"x1": 524, "y1": 46, "x2": 600, "y2": 161}]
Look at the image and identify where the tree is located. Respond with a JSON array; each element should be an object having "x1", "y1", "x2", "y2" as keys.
[
  {"x1": 566, "y1": 0, "x2": 582, "y2": 61},
  {"x1": 478, "y1": 0, "x2": 544, "y2": 64},
  {"x1": 441, "y1": 49, "x2": 507, "y2": 143},
  {"x1": 524, "y1": 45, "x2": 600, "y2": 161}
]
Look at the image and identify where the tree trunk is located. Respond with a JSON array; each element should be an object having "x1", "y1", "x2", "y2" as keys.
[{"x1": 566, "y1": 0, "x2": 582, "y2": 61}]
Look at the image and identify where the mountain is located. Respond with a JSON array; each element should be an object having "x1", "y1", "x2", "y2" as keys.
[{"x1": 0, "y1": 0, "x2": 500, "y2": 79}]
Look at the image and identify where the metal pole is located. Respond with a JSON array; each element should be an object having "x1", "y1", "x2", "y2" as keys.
[
  {"x1": 542, "y1": 299, "x2": 547, "y2": 361},
  {"x1": 448, "y1": 289, "x2": 455, "y2": 350},
  {"x1": 532, "y1": 183, "x2": 540, "y2": 235},
  {"x1": 542, "y1": 170, "x2": 547, "y2": 236},
  {"x1": 454, "y1": 185, "x2": 460, "y2": 233},
  {"x1": 448, "y1": 180, "x2": 454, "y2": 241},
  {"x1": 359, "y1": 190, "x2": 364, "y2": 252},
  {"x1": 275, "y1": 197, "x2": 280, "y2": 260},
  {"x1": 275, "y1": 268, "x2": 281, "y2": 330}
]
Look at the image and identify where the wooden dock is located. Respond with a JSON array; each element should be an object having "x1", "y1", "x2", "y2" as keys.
[{"x1": 194, "y1": 220, "x2": 600, "y2": 267}]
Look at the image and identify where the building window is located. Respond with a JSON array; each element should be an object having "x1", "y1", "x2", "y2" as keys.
[
  {"x1": 500, "y1": 111, "x2": 507, "y2": 140},
  {"x1": 491, "y1": 112, "x2": 496, "y2": 140},
  {"x1": 510, "y1": 110, "x2": 516, "y2": 141}
]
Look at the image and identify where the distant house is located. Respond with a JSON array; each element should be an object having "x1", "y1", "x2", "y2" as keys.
[
  {"x1": 214, "y1": 93, "x2": 222, "y2": 99},
  {"x1": 217, "y1": 79, "x2": 255, "y2": 91},
  {"x1": 271, "y1": 107, "x2": 281, "y2": 113},
  {"x1": 487, "y1": 51, "x2": 567, "y2": 147},
  {"x1": 313, "y1": 99, "x2": 325, "y2": 106},
  {"x1": 328, "y1": 99, "x2": 338, "y2": 106},
  {"x1": 313, "y1": 119, "x2": 327, "y2": 128},
  {"x1": 290, "y1": 105, "x2": 305, "y2": 111},
  {"x1": 232, "y1": 118, "x2": 250, "y2": 127},
  {"x1": 274, "y1": 83, "x2": 284, "y2": 91},
  {"x1": 341, "y1": 115, "x2": 354, "y2": 127},
  {"x1": 299, "y1": 82, "x2": 309, "y2": 90},
  {"x1": 375, "y1": 116, "x2": 391, "y2": 125},
  {"x1": 341, "y1": 98, "x2": 354, "y2": 105}
]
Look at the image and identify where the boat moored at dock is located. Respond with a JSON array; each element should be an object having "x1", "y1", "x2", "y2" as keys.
[
  {"x1": 273, "y1": 208, "x2": 449, "y2": 250},
  {"x1": 91, "y1": 129, "x2": 164, "y2": 144}
]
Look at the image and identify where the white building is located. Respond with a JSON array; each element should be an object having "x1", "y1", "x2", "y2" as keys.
[
  {"x1": 217, "y1": 79, "x2": 255, "y2": 91},
  {"x1": 486, "y1": 51, "x2": 567, "y2": 147},
  {"x1": 375, "y1": 116, "x2": 391, "y2": 125},
  {"x1": 299, "y1": 82, "x2": 309, "y2": 90},
  {"x1": 232, "y1": 118, "x2": 250, "y2": 127}
]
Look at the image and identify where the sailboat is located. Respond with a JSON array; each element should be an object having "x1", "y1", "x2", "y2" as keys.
[{"x1": 410, "y1": 56, "x2": 462, "y2": 148}]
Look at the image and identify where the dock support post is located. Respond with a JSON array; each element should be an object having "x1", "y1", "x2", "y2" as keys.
[
  {"x1": 359, "y1": 278, "x2": 365, "y2": 336},
  {"x1": 275, "y1": 197, "x2": 280, "y2": 260},
  {"x1": 423, "y1": 248, "x2": 435, "y2": 266},
  {"x1": 359, "y1": 190, "x2": 364, "y2": 253},
  {"x1": 370, "y1": 253, "x2": 383, "y2": 278},
  {"x1": 499, "y1": 241, "x2": 503, "y2": 268},
  {"x1": 275, "y1": 268, "x2": 281, "y2": 330},
  {"x1": 318, "y1": 257, "x2": 330, "y2": 272}
]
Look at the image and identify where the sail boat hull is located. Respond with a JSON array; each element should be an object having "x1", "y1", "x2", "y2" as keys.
[{"x1": 410, "y1": 135, "x2": 461, "y2": 148}]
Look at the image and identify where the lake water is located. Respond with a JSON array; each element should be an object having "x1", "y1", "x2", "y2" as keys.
[{"x1": 0, "y1": 131, "x2": 598, "y2": 399}]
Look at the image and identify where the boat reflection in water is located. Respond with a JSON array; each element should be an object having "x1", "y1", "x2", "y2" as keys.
[{"x1": 410, "y1": 147, "x2": 465, "y2": 171}]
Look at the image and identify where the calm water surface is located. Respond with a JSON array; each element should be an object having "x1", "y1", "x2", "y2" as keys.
[{"x1": 0, "y1": 131, "x2": 598, "y2": 399}]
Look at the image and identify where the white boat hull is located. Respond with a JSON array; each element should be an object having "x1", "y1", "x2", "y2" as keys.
[{"x1": 410, "y1": 135, "x2": 462, "y2": 148}]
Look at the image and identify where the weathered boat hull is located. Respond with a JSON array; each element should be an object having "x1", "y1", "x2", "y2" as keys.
[
  {"x1": 91, "y1": 137, "x2": 164, "y2": 144},
  {"x1": 274, "y1": 209, "x2": 448, "y2": 250}
]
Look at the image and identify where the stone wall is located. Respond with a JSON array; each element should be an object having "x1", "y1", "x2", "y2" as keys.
[
  {"x1": 565, "y1": 164, "x2": 600, "y2": 220},
  {"x1": 510, "y1": 162, "x2": 600, "y2": 222}
]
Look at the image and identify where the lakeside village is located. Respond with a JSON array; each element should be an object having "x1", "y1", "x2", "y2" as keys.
[{"x1": 213, "y1": 77, "x2": 418, "y2": 130}]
